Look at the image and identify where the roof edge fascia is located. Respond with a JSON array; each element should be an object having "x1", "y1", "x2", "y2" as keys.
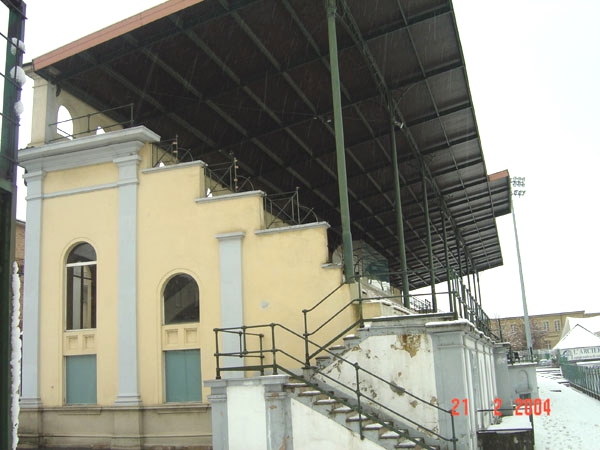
[{"x1": 32, "y1": 0, "x2": 205, "y2": 71}]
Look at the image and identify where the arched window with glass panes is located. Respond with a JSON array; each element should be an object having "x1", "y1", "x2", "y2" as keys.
[
  {"x1": 65, "y1": 243, "x2": 97, "y2": 330},
  {"x1": 163, "y1": 273, "x2": 199, "y2": 325},
  {"x1": 162, "y1": 273, "x2": 201, "y2": 402}
]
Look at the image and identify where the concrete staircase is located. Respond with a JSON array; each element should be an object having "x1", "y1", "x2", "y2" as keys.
[
  {"x1": 280, "y1": 315, "x2": 461, "y2": 450},
  {"x1": 284, "y1": 378, "x2": 442, "y2": 450}
]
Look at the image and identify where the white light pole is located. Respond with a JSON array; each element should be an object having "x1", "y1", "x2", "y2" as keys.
[{"x1": 511, "y1": 176, "x2": 533, "y2": 361}]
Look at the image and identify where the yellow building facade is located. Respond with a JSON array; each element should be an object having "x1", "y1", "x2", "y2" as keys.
[
  {"x1": 490, "y1": 310, "x2": 600, "y2": 355},
  {"x1": 18, "y1": 77, "x2": 360, "y2": 448}
]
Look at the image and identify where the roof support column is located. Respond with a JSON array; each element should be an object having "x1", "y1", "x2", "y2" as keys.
[
  {"x1": 389, "y1": 113, "x2": 410, "y2": 308},
  {"x1": 422, "y1": 173, "x2": 436, "y2": 311},
  {"x1": 326, "y1": 0, "x2": 354, "y2": 282},
  {"x1": 457, "y1": 241, "x2": 466, "y2": 319},
  {"x1": 476, "y1": 270, "x2": 483, "y2": 308},
  {"x1": 442, "y1": 213, "x2": 453, "y2": 313}
]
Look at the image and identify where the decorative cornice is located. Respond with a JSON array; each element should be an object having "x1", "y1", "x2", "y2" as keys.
[
  {"x1": 215, "y1": 231, "x2": 246, "y2": 241},
  {"x1": 255, "y1": 221, "x2": 329, "y2": 236},
  {"x1": 142, "y1": 159, "x2": 206, "y2": 175},
  {"x1": 196, "y1": 190, "x2": 265, "y2": 204},
  {"x1": 19, "y1": 126, "x2": 160, "y2": 172}
]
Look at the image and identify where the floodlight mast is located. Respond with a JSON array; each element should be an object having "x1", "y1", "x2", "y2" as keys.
[{"x1": 511, "y1": 176, "x2": 533, "y2": 361}]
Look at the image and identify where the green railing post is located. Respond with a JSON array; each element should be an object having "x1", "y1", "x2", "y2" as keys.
[
  {"x1": 451, "y1": 412, "x2": 457, "y2": 450},
  {"x1": 259, "y1": 333, "x2": 265, "y2": 376},
  {"x1": 214, "y1": 328, "x2": 221, "y2": 379},
  {"x1": 239, "y1": 329, "x2": 245, "y2": 356},
  {"x1": 302, "y1": 309, "x2": 310, "y2": 368},
  {"x1": 354, "y1": 362, "x2": 364, "y2": 440},
  {"x1": 357, "y1": 275, "x2": 364, "y2": 328},
  {"x1": 270, "y1": 323, "x2": 278, "y2": 375}
]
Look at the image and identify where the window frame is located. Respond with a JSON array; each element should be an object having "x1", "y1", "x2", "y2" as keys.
[
  {"x1": 554, "y1": 320, "x2": 561, "y2": 332},
  {"x1": 65, "y1": 243, "x2": 97, "y2": 331},
  {"x1": 162, "y1": 273, "x2": 200, "y2": 325}
]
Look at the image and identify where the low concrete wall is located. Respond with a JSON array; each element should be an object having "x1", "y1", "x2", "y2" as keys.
[
  {"x1": 18, "y1": 404, "x2": 212, "y2": 449},
  {"x1": 207, "y1": 375, "x2": 391, "y2": 450},
  {"x1": 507, "y1": 363, "x2": 539, "y2": 401}
]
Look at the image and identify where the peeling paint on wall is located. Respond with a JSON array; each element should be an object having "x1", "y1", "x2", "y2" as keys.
[{"x1": 390, "y1": 334, "x2": 422, "y2": 357}]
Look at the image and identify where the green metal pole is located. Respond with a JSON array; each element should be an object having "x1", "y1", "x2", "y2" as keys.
[
  {"x1": 0, "y1": 4, "x2": 25, "y2": 449},
  {"x1": 326, "y1": 0, "x2": 354, "y2": 282},
  {"x1": 422, "y1": 173, "x2": 436, "y2": 311},
  {"x1": 442, "y1": 213, "x2": 453, "y2": 312},
  {"x1": 389, "y1": 111, "x2": 410, "y2": 308},
  {"x1": 476, "y1": 270, "x2": 483, "y2": 309}
]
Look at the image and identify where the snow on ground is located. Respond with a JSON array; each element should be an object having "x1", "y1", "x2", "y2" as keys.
[{"x1": 533, "y1": 368, "x2": 600, "y2": 449}]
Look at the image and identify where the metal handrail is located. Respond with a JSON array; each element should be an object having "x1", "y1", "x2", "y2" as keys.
[
  {"x1": 263, "y1": 188, "x2": 318, "y2": 228},
  {"x1": 48, "y1": 103, "x2": 134, "y2": 141},
  {"x1": 213, "y1": 322, "x2": 456, "y2": 449}
]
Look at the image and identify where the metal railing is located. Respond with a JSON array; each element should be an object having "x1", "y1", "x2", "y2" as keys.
[
  {"x1": 204, "y1": 158, "x2": 253, "y2": 195},
  {"x1": 214, "y1": 279, "x2": 461, "y2": 449},
  {"x1": 213, "y1": 321, "x2": 456, "y2": 450},
  {"x1": 561, "y1": 362, "x2": 600, "y2": 400},
  {"x1": 151, "y1": 136, "x2": 194, "y2": 167},
  {"x1": 263, "y1": 188, "x2": 318, "y2": 229},
  {"x1": 48, "y1": 103, "x2": 134, "y2": 141}
]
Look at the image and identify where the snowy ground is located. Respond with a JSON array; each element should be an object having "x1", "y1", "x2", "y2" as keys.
[{"x1": 533, "y1": 368, "x2": 600, "y2": 449}]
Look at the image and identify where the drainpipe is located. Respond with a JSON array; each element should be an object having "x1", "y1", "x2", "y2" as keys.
[{"x1": 326, "y1": 0, "x2": 354, "y2": 282}]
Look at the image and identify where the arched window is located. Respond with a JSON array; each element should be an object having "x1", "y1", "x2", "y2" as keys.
[
  {"x1": 66, "y1": 243, "x2": 97, "y2": 330},
  {"x1": 163, "y1": 274, "x2": 199, "y2": 325},
  {"x1": 57, "y1": 105, "x2": 73, "y2": 139}
]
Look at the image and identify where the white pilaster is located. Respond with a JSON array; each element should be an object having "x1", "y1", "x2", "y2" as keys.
[
  {"x1": 114, "y1": 154, "x2": 142, "y2": 405},
  {"x1": 20, "y1": 170, "x2": 45, "y2": 407},
  {"x1": 216, "y1": 232, "x2": 245, "y2": 378},
  {"x1": 28, "y1": 73, "x2": 59, "y2": 146}
]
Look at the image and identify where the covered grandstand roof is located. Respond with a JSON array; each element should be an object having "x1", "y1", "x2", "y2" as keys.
[{"x1": 30, "y1": 0, "x2": 511, "y2": 290}]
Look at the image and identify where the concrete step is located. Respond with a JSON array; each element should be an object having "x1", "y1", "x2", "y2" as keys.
[
  {"x1": 315, "y1": 355, "x2": 332, "y2": 369},
  {"x1": 343, "y1": 334, "x2": 361, "y2": 344},
  {"x1": 328, "y1": 344, "x2": 347, "y2": 355},
  {"x1": 346, "y1": 413, "x2": 369, "y2": 423},
  {"x1": 298, "y1": 389, "x2": 322, "y2": 397},
  {"x1": 285, "y1": 374, "x2": 441, "y2": 450}
]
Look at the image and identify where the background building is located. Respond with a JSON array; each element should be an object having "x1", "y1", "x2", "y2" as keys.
[{"x1": 491, "y1": 311, "x2": 600, "y2": 357}]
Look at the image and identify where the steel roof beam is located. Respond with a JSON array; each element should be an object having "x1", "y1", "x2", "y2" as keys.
[{"x1": 337, "y1": 0, "x2": 489, "y2": 274}]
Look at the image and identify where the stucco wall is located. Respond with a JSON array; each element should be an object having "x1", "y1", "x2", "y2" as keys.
[
  {"x1": 39, "y1": 186, "x2": 120, "y2": 406},
  {"x1": 25, "y1": 132, "x2": 354, "y2": 408},
  {"x1": 319, "y1": 331, "x2": 440, "y2": 433}
]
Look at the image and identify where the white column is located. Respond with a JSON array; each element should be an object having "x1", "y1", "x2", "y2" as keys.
[
  {"x1": 114, "y1": 155, "x2": 142, "y2": 405},
  {"x1": 216, "y1": 232, "x2": 245, "y2": 378},
  {"x1": 20, "y1": 170, "x2": 45, "y2": 407},
  {"x1": 28, "y1": 73, "x2": 59, "y2": 146}
]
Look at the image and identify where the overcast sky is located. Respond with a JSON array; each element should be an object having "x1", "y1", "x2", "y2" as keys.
[{"x1": 12, "y1": 0, "x2": 600, "y2": 318}]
